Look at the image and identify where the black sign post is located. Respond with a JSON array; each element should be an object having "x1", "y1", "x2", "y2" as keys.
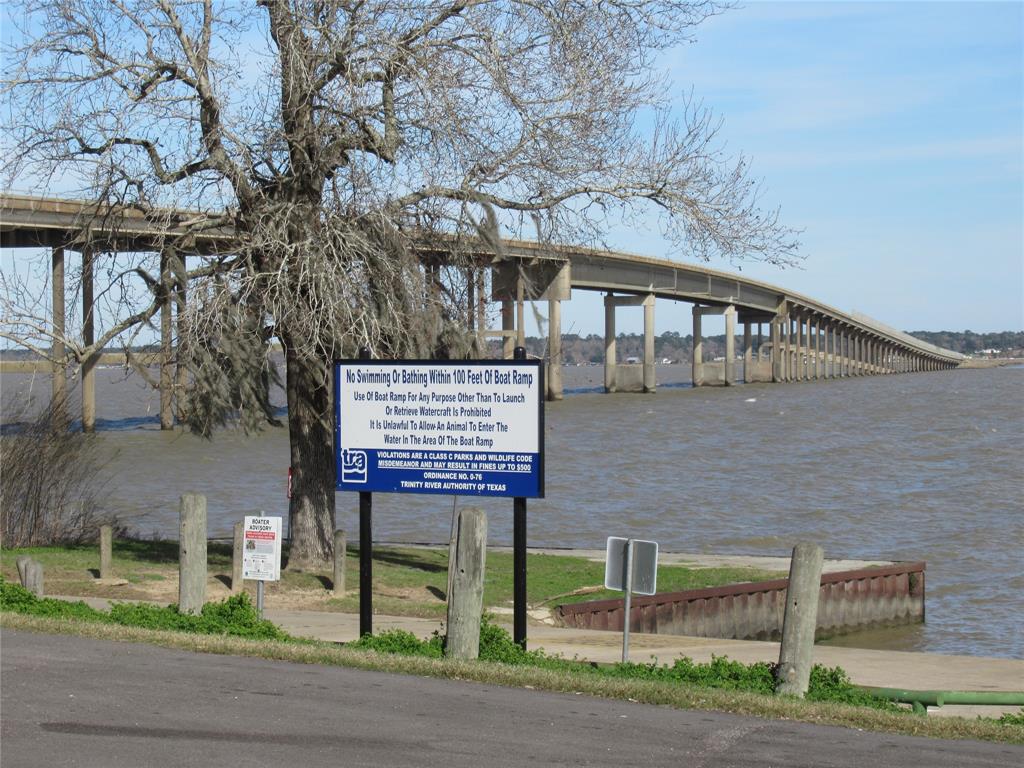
[
  {"x1": 357, "y1": 347, "x2": 373, "y2": 637},
  {"x1": 512, "y1": 346, "x2": 528, "y2": 649}
]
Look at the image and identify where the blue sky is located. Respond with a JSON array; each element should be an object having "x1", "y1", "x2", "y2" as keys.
[
  {"x1": 3, "y1": 2, "x2": 1021, "y2": 343},
  {"x1": 559, "y1": 0, "x2": 1022, "y2": 337}
]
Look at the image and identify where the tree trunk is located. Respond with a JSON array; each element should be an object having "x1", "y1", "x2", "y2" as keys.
[{"x1": 283, "y1": 336, "x2": 335, "y2": 570}]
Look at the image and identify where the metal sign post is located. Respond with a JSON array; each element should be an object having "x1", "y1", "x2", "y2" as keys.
[
  {"x1": 512, "y1": 346, "x2": 528, "y2": 649},
  {"x1": 622, "y1": 539, "x2": 634, "y2": 663},
  {"x1": 604, "y1": 536, "x2": 659, "y2": 664}
]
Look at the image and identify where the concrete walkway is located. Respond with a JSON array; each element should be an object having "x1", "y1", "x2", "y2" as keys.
[{"x1": 263, "y1": 607, "x2": 1024, "y2": 720}]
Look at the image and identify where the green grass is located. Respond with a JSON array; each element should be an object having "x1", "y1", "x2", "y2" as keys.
[
  {"x1": 348, "y1": 618, "x2": 900, "y2": 711},
  {"x1": 2, "y1": 539, "x2": 779, "y2": 617},
  {"x1": 327, "y1": 547, "x2": 780, "y2": 617},
  {"x1": 0, "y1": 577, "x2": 288, "y2": 640}
]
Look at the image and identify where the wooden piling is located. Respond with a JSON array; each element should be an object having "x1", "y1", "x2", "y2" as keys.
[
  {"x1": 16, "y1": 555, "x2": 32, "y2": 586},
  {"x1": 178, "y1": 493, "x2": 207, "y2": 614},
  {"x1": 776, "y1": 542, "x2": 824, "y2": 697},
  {"x1": 445, "y1": 508, "x2": 488, "y2": 660},
  {"x1": 24, "y1": 559, "x2": 44, "y2": 597},
  {"x1": 232, "y1": 521, "x2": 244, "y2": 594},
  {"x1": 333, "y1": 529, "x2": 347, "y2": 596},
  {"x1": 99, "y1": 524, "x2": 112, "y2": 580}
]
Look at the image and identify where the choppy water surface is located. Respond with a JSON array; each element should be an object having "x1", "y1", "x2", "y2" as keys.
[{"x1": 3, "y1": 364, "x2": 1022, "y2": 658}]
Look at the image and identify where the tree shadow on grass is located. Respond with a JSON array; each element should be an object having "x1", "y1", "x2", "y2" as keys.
[{"x1": 368, "y1": 548, "x2": 447, "y2": 574}]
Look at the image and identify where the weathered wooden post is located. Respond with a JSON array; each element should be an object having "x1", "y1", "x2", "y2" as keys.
[
  {"x1": 99, "y1": 524, "x2": 113, "y2": 580},
  {"x1": 445, "y1": 508, "x2": 488, "y2": 660},
  {"x1": 776, "y1": 541, "x2": 824, "y2": 697},
  {"x1": 16, "y1": 555, "x2": 32, "y2": 586},
  {"x1": 24, "y1": 560, "x2": 44, "y2": 597},
  {"x1": 178, "y1": 493, "x2": 207, "y2": 614},
  {"x1": 232, "y1": 521, "x2": 244, "y2": 594},
  {"x1": 333, "y1": 529, "x2": 347, "y2": 596}
]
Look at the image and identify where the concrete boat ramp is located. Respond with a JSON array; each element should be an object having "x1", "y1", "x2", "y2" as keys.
[{"x1": 262, "y1": 607, "x2": 1023, "y2": 720}]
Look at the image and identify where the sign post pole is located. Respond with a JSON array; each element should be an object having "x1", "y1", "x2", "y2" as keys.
[
  {"x1": 359, "y1": 489, "x2": 372, "y2": 637},
  {"x1": 513, "y1": 495, "x2": 527, "y2": 649},
  {"x1": 622, "y1": 538, "x2": 633, "y2": 663},
  {"x1": 513, "y1": 346, "x2": 528, "y2": 649},
  {"x1": 256, "y1": 580, "x2": 264, "y2": 618},
  {"x1": 357, "y1": 347, "x2": 373, "y2": 637}
]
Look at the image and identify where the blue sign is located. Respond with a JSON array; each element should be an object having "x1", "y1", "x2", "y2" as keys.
[{"x1": 334, "y1": 360, "x2": 544, "y2": 498}]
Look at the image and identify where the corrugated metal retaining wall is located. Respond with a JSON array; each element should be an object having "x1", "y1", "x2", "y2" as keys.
[{"x1": 555, "y1": 562, "x2": 925, "y2": 641}]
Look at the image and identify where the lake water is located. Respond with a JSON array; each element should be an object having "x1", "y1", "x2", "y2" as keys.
[{"x1": 3, "y1": 363, "x2": 1022, "y2": 659}]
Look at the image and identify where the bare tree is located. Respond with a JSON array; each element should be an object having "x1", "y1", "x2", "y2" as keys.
[
  {"x1": 3, "y1": 1, "x2": 800, "y2": 568},
  {"x1": 1, "y1": 393, "x2": 118, "y2": 547}
]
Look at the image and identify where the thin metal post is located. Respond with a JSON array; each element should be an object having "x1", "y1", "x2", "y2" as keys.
[
  {"x1": 358, "y1": 346, "x2": 373, "y2": 636},
  {"x1": 256, "y1": 580, "x2": 264, "y2": 618},
  {"x1": 359, "y1": 490, "x2": 372, "y2": 636},
  {"x1": 513, "y1": 345, "x2": 528, "y2": 649},
  {"x1": 622, "y1": 538, "x2": 634, "y2": 664}
]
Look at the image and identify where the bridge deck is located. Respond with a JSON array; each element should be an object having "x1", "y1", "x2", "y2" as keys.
[{"x1": 1, "y1": 192, "x2": 962, "y2": 363}]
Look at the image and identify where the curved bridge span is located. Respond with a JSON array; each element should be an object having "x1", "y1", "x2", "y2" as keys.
[{"x1": 1, "y1": 193, "x2": 963, "y2": 428}]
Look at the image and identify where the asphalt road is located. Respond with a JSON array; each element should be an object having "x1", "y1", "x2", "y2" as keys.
[{"x1": 2, "y1": 630, "x2": 1020, "y2": 768}]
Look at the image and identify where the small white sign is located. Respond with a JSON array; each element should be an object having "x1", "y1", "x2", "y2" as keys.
[
  {"x1": 242, "y1": 515, "x2": 282, "y2": 582},
  {"x1": 604, "y1": 536, "x2": 659, "y2": 596}
]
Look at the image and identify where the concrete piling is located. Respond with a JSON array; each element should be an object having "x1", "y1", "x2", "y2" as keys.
[
  {"x1": 776, "y1": 542, "x2": 825, "y2": 697},
  {"x1": 178, "y1": 493, "x2": 207, "y2": 614},
  {"x1": 445, "y1": 508, "x2": 488, "y2": 660}
]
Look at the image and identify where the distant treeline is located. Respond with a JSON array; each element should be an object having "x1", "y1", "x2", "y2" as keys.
[{"x1": 904, "y1": 331, "x2": 1024, "y2": 356}]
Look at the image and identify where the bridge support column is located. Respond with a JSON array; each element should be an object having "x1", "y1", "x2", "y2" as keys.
[
  {"x1": 771, "y1": 317, "x2": 782, "y2": 382},
  {"x1": 691, "y1": 305, "x2": 703, "y2": 387},
  {"x1": 813, "y1": 318, "x2": 821, "y2": 380},
  {"x1": 795, "y1": 315, "x2": 803, "y2": 381},
  {"x1": 604, "y1": 294, "x2": 617, "y2": 392},
  {"x1": 160, "y1": 248, "x2": 174, "y2": 430},
  {"x1": 547, "y1": 296, "x2": 563, "y2": 401},
  {"x1": 828, "y1": 325, "x2": 836, "y2": 379},
  {"x1": 743, "y1": 321, "x2": 752, "y2": 382},
  {"x1": 82, "y1": 246, "x2": 96, "y2": 433},
  {"x1": 804, "y1": 316, "x2": 812, "y2": 381},
  {"x1": 502, "y1": 300, "x2": 515, "y2": 359},
  {"x1": 603, "y1": 293, "x2": 655, "y2": 393},
  {"x1": 51, "y1": 246, "x2": 66, "y2": 424},
  {"x1": 724, "y1": 305, "x2": 736, "y2": 386},
  {"x1": 784, "y1": 315, "x2": 792, "y2": 382},
  {"x1": 175, "y1": 257, "x2": 188, "y2": 421},
  {"x1": 643, "y1": 294, "x2": 656, "y2": 393},
  {"x1": 515, "y1": 272, "x2": 526, "y2": 350}
]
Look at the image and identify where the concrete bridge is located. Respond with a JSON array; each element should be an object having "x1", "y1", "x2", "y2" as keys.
[{"x1": 1, "y1": 193, "x2": 964, "y2": 430}]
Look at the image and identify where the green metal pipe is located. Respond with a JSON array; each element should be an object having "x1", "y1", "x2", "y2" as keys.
[{"x1": 858, "y1": 686, "x2": 1024, "y2": 715}]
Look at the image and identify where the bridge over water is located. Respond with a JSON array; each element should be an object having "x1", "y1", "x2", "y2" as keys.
[{"x1": 1, "y1": 193, "x2": 964, "y2": 430}]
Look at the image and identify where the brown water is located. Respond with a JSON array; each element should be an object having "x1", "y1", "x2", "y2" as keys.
[{"x1": 3, "y1": 364, "x2": 1022, "y2": 659}]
